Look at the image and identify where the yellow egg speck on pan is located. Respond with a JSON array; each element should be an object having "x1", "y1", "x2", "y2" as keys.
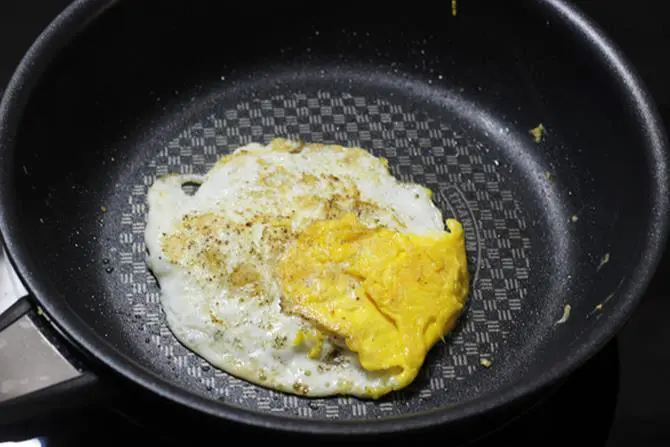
[{"x1": 144, "y1": 138, "x2": 469, "y2": 399}]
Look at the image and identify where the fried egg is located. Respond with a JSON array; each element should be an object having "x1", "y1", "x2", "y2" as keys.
[{"x1": 145, "y1": 138, "x2": 470, "y2": 399}]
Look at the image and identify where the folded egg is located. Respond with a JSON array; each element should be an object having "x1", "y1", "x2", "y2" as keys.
[{"x1": 145, "y1": 138, "x2": 470, "y2": 399}]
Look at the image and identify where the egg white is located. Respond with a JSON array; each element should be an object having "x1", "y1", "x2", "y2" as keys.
[{"x1": 144, "y1": 140, "x2": 446, "y2": 398}]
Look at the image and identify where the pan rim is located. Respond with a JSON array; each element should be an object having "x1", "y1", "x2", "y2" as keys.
[{"x1": 0, "y1": 0, "x2": 668, "y2": 435}]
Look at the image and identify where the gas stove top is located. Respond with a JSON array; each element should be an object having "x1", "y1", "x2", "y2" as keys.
[
  {"x1": 0, "y1": 242, "x2": 621, "y2": 446},
  {"x1": 0, "y1": 234, "x2": 621, "y2": 443},
  {"x1": 0, "y1": 248, "x2": 26, "y2": 315},
  {"x1": 1, "y1": 0, "x2": 669, "y2": 445}
]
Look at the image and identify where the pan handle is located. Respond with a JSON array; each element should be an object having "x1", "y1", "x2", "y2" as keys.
[{"x1": 0, "y1": 295, "x2": 109, "y2": 430}]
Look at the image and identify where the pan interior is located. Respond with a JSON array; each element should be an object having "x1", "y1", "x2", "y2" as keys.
[
  {"x1": 5, "y1": 0, "x2": 655, "y2": 425},
  {"x1": 92, "y1": 68, "x2": 567, "y2": 419}
]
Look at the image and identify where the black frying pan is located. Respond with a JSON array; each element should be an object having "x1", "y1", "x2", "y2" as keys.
[{"x1": 0, "y1": 0, "x2": 667, "y2": 442}]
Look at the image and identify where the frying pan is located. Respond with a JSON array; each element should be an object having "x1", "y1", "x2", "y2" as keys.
[{"x1": 0, "y1": 0, "x2": 667, "y2": 441}]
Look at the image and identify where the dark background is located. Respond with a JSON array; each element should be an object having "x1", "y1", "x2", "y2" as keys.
[{"x1": 1, "y1": 1, "x2": 669, "y2": 445}]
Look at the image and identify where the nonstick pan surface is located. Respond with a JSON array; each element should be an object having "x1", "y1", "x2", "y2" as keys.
[{"x1": 0, "y1": 0, "x2": 667, "y2": 436}]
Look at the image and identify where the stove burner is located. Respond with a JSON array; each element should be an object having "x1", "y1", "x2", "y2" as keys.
[{"x1": 0, "y1": 338, "x2": 619, "y2": 445}]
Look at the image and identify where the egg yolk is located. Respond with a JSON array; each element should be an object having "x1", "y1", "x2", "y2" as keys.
[{"x1": 278, "y1": 212, "x2": 470, "y2": 396}]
